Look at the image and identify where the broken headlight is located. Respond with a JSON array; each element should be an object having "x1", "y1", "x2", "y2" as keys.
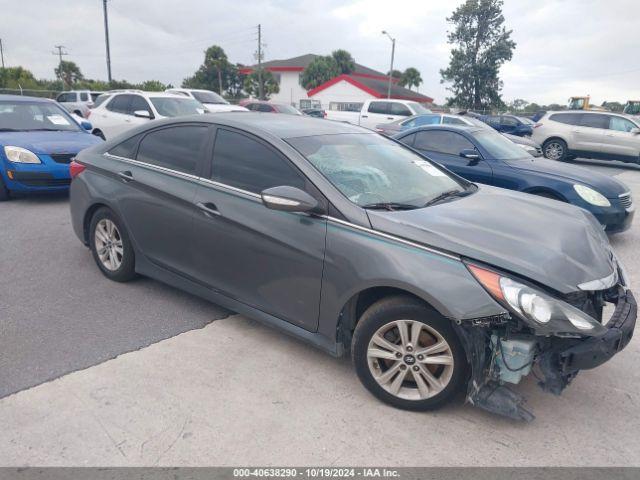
[{"x1": 467, "y1": 264, "x2": 607, "y2": 336}]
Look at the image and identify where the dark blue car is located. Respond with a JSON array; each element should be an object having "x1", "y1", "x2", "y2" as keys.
[
  {"x1": 394, "y1": 125, "x2": 634, "y2": 233},
  {"x1": 0, "y1": 95, "x2": 103, "y2": 200},
  {"x1": 482, "y1": 114, "x2": 534, "y2": 137}
]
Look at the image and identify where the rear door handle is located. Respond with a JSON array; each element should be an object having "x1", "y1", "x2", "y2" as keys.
[
  {"x1": 361, "y1": 115, "x2": 368, "y2": 118},
  {"x1": 196, "y1": 202, "x2": 221, "y2": 217},
  {"x1": 387, "y1": 117, "x2": 394, "y2": 120},
  {"x1": 117, "y1": 170, "x2": 133, "y2": 182}
]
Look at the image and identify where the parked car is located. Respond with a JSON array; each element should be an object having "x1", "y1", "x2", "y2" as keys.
[
  {"x1": 482, "y1": 114, "x2": 534, "y2": 137},
  {"x1": 56, "y1": 90, "x2": 104, "y2": 118},
  {"x1": 89, "y1": 91, "x2": 206, "y2": 140},
  {"x1": 532, "y1": 111, "x2": 640, "y2": 163},
  {"x1": 326, "y1": 99, "x2": 431, "y2": 129},
  {"x1": 240, "y1": 100, "x2": 302, "y2": 115},
  {"x1": 165, "y1": 88, "x2": 248, "y2": 113},
  {"x1": 70, "y1": 113, "x2": 636, "y2": 420},
  {"x1": 376, "y1": 114, "x2": 542, "y2": 157},
  {"x1": 0, "y1": 94, "x2": 103, "y2": 200},
  {"x1": 394, "y1": 125, "x2": 633, "y2": 232},
  {"x1": 301, "y1": 108, "x2": 327, "y2": 118}
]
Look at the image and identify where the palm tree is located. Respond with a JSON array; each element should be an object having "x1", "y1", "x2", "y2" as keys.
[
  {"x1": 204, "y1": 45, "x2": 229, "y2": 94},
  {"x1": 54, "y1": 60, "x2": 84, "y2": 88},
  {"x1": 331, "y1": 49, "x2": 356, "y2": 74},
  {"x1": 399, "y1": 67, "x2": 423, "y2": 91},
  {"x1": 300, "y1": 56, "x2": 340, "y2": 90}
]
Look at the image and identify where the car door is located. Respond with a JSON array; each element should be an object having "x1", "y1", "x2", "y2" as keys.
[
  {"x1": 127, "y1": 94, "x2": 155, "y2": 128},
  {"x1": 500, "y1": 116, "x2": 519, "y2": 134},
  {"x1": 408, "y1": 130, "x2": 493, "y2": 184},
  {"x1": 191, "y1": 127, "x2": 327, "y2": 331},
  {"x1": 601, "y1": 115, "x2": 640, "y2": 161},
  {"x1": 361, "y1": 101, "x2": 393, "y2": 128},
  {"x1": 573, "y1": 113, "x2": 607, "y2": 155},
  {"x1": 97, "y1": 94, "x2": 134, "y2": 138},
  {"x1": 109, "y1": 124, "x2": 211, "y2": 278}
]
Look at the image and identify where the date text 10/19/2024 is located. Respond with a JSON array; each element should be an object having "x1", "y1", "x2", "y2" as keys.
[{"x1": 233, "y1": 468, "x2": 400, "y2": 478}]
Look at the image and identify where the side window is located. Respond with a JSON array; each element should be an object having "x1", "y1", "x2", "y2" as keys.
[
  {"x1": 56, "y1": 93, "x2": 67, "y2": 102},
  {"x1": 129, "y1": 95, "x2": 152, "y2": 115},
  {"x1": 80, "y1": 92, "x2": 89, "y2": 101},
  {"x1": 109, "y1": 134, "x2": 142, "y2": 159},
  {"x1": 484, "y1": 115, "x2": 499, "y2": 126},
  {"x1": 136, "y1": 126, "x2": 208, "y2": 174},
  {"x1": 501, "y1": 116, "x2": 518, "y2": 126},
  {"x1": 106, "y1": 95, "x2": 132, "y2": 114},
  {"x1": 399, "y1": 133, "x2": 416, "y2": 147},
  {"x1": 212, "y1": 129, "x2": 306, "y2": 194},
  {"x1": 579, "y1": 114, "x2": 608, "y2": 129},
  {"x1": 245, "y1": 103, "x2": 258, "y2": 111},
  {"x1": 368, "y1": 102, "x2": 389, "y2": 114},
  {"x1": 415, "y1": 115, "x2": 441, "y2": 126},
  {"x1": 609, "y1": 116, "x2": 637, "y2": 133},
  {"x1": 257, "y1": 103, "x2": 274, "y2": 112},
  {"x1": 414, "y1": 131, "x2": 474, "y2": 156},
  {"x1": 549, "y1": 113, "x2": 581, "y2": 125},
  {"x1": 443, "y1": 116, "x2": 466, "y2": 125},
  {"x1": 390, "y1": 103, "x2": 412, "y2": 116}
]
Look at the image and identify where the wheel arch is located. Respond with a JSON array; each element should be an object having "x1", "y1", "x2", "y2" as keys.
[{"x1": 522, "y1": 186, "x2": 567, "y2": 202}]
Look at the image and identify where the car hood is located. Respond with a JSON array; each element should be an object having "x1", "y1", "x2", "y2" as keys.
[
  {"x1": 366, "y1": 185, "x2": 615, "y2": 294},
  {"x1": 204, "y1": 103, "x2": 248, "y2": 112},
  {"x1": 503, "y1": 133, "x2": 539, "y2": 147},
  {"x1": 503, "y1": 157, "x2": 629, "y2": 197},
  {"x1": 0, "y1": 131, "x2": 102, "y2": 154}
]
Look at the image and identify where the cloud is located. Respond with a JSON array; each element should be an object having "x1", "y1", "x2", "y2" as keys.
[{"x1": 0, "y1": 0, "x2": 638, "y2": 105}]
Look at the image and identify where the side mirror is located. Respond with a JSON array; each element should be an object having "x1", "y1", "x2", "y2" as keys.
[
  {"x1": 80, "y1": 121, "x2": 92, "y2": 131},
  {"x1": 134, "y1": 110, "x2": 153, "y2": 119},
  {"x1": 460, "y1": 149, "x2": 480, "y2": 160},
  {"x1": 261, "y1": 186, "x2": 318, "y2": 213},
  {"x1": 631, "y1": 128, "x2": 640, "y2": 135}
]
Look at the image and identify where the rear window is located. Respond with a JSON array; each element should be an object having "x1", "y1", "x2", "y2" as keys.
[
  {"x1": 136, "y1": 125, "x2": 209, "y2": 174},
  {"x1": 109, "y1": 134, "x2": 142, "y2": 159},
  {"x1": 579, "y1": 114, "x2": 608, "y2": 129}
]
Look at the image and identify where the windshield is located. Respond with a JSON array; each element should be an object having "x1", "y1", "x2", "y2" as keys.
[
  {"x1": 0, "y1": 101, "x2": 81, "y2": 132},
  {"x1": 408, "y1": 102, "x2": 431, "y2": 114},
  {"x1": 287, "y1": 133, "x2": 466, "y2": 208},
  {"x1": 192, "y1": 90, "x2": 228, "y2": 105},
  {"x1": 517, "y1": 116, "x2": 534, "y2": 125},
  {"x1": 277, "y1": 104, "x2": 302, "y2": 115},
  {"x1": 150, "y1": 97, "x2": 205, "y2": 117},
  {"x1": 460, "y1": 116, "x2": 493, "y2": 130},
  {"x1": 472, "y1": 129, "x2": 530, "y2": 160}
]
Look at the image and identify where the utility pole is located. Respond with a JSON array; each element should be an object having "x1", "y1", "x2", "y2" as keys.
[
  {"x1": 257, "y1": 24, "x2": 264, "y2": 100},
  {"x1": 102, "y1": 0, "x2": 112, "y2": 83},
  {"x1": 52, "y1": 45, "x2": 69, "y2": 85},
  {"x1": 0, "y1": 38, "x2": 5, "y2": 68},
  {"x1": 382, "y1": 30, "x2": 395, "y2": 99}
]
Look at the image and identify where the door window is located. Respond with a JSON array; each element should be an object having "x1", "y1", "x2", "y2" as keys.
[
  {"x1": 211, "y1": 129, "x2": 306, "y2": 194},
  {"x1": 414, "y1": 131, "x2": 475, "y2": 156},
  {"x1": 579, "y1": 114, "x2": 608, "y2": 129},
  {"x1": 109, "y1": 134, "x2": 143, "y2": 159},
  {"x1": 129, "y1": 95, "x2": 152, "y2": 116},
  {"x1": 256, "y1": 103, "x2": 274, "y2": 112},
  {"x1": 549, "y1": 113, "x2": 582, "y2": 125},
  {"x1": 501, "y1": 116, "x2": 519, "y2": 126},
  {"x1": 389, "y1": 103, "x2": 412, "y2": 116},
  {"x1": 442, "y1": 116, "x2": 466, "y2": 125},
  {"x1": 367, "y1": 102, "x2": 390, "y2": 114},
  {"x1": 106, "y1": 94, "x2": 132, "y2": 114},
  {"x1": 609, "y1": 116, "x2": 637, "y2": 133},
  {"x1": 136, "y1": 125, "x2": 208, "y2": 175},
  {"x1": 80, "y1": 92, "x2": 89, "y2": 101}
]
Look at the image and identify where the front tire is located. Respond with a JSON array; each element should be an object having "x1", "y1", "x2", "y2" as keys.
[
  {"x1": 89, "y1": 207, "x2": 136, "y2": 282},
  {"x1": 543, "y1": 138, "x2": 568, "y2": 161},
  {"x1": 352, "y1": 296, "x2": 468, "y2": 411},
  {"x1": 0, "y1": 175, "x2": 9, "y2": 201}
]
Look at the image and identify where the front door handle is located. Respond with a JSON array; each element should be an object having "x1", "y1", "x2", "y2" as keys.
[
  {"x1": 387, "y1": 116, "x2": 394, "y2": 120},
  {"x1": 117, "y1": 170, "x2": 133, "y2": 182},
  {"x1": 196, "y1": 202, "x2": 221, "y2": 217},
  {"x1": 361, "y1": 115, "x2": 368, "y2": 118}
]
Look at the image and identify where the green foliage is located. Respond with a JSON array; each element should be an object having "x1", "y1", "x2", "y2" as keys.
[
  {"x1": 387, "y1": 69, "x2": 403, "y2": 79},
  {"x1": 399, "y1": 67, "x2": 423, "y2": 90},
  {"x1": 54, "y1": 60, "x2": 84, "y2": 87},
  {"x1": 0, "y1": 66, "x2": 41, "y2": 89},
  {"x1": 182, "y1": 45, "x2": 234, "y2": 95},
  {"x1": 440, "y1": 0, "x2": 516, "y2": 110},
  {"x1": 300, "y1": 56, "x2": 340, "y2": 90},
  {"x1": 508, "y1": 98, "x2": 529, "y2": 111},
  {"x1": 243, "y1": 69, "x2": 279, "y2": 99},
  {"x1": 331, "y1": 49, "x2": 355, "y2": 74}
]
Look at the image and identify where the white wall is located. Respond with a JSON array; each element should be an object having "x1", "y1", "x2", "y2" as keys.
[
  {"x1": 308, "y1": 80, "x2": 375, "y2": 109},
  {"x1": 268, "y1": 71, "x2": 308, "y2": 106}
]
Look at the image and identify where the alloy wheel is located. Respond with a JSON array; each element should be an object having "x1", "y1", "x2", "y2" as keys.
[
  {"x1": 94, "y1": 219, "x2": 124, "y2": 271},
  {"x1": 366, "y1": 320, "x2": 454, "y2": 401},
  {"x1": 544, "y1": 142, "x2": 564, "y2": 160}
]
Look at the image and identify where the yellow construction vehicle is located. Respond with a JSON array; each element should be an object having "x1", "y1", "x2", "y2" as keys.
[
  {"x1": 623, "y1": 100, "x2": 640, "y2": 116},
  {"x1": 567, "y1": 95, "x2": 608, "y2": 111}
]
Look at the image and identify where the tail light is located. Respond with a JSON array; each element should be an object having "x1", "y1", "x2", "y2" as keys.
[
  {"x1": 69, "y1": 160, "x2": 86, "y2": 179},
  {"x1": 323, "y1": 111, "x2": 327, "y2": 118},
  {"x1": 533, "y1": 123, "x2": 542, "y2": 128},
  {"x1": 86, "y1": 110, "x2": 92, "y2": 118}
]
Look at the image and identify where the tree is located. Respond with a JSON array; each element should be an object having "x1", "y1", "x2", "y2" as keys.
[
  {"x1": 140, "y1": 80, "x2": 169, "y2": 91},
  {"x1": 331, "y1": 49, "x2": 355, "y2": 74},
  {"x1": 387, "y1": 69, "x2": 403, "y2": 79},
  {"x1": 508, "y1": 98, "x2": 529, "y2": 111},
  {"x1": 54, "y1": 60, "x2": 84, "y2": 87},
  {"x1": 243, "y1": 69, "x2": 279, "y2": 99},
  {"x1": 182, "y1": 45, "x2": 232, "y2": 95},
  {"x1": 204, "y1": 45, "x2": 229, "y2": 94},
  {"x1": 440, "y1": 0, "x2": 516, "y2": 110},
  {"x1": 226, "y1": 63, "x2": 246, "y2": 99},
  {"x1": 300, "y1": 55, "x2": 340, "y2": 90},
  {"x1": 399, "y1": 67, "x2": 423, "y2": 91}
]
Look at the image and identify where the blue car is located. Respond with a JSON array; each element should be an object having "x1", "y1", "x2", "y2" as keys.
[
  {"x1": 394, "y1": 125, "x2": 634, "y2": 233},
  {"x1": 0, "y1": 95, "x2": 103, "y2": 200},
  {"x1": 482, "y1": 114, "x2": 534, "y2": 137}
]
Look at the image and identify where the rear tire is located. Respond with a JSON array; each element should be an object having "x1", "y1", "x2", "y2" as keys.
[
  {"x1": 543, "y1": 139, "x2": 568, "y2": 161},
  {"x1": 352, "y1": 296, "x2": 468, "y2": 411},
  {"x1": 89, "y1": 207, "x2": 136, "y2": 282}
]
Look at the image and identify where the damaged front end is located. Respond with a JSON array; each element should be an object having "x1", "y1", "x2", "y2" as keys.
[{"x1": 454, "y1": 262, "x2": 637, "y2": 422}]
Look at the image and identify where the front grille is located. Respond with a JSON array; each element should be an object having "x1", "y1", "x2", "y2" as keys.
[
  {"x1": 50, "y1": 154, "x2": 75, "y2": 164},
  {"x1": 619, "y1": 193, "x2": 633, "y2": 210},
  {"x1": 20, "y1": 178, "x2": 71, "y2": 187}
]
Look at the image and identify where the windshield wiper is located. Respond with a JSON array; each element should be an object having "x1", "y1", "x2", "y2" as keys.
[
  {"x1": 424, "y1": 189, "x2": 467, "y2": 207},
  {"x1": 362, "y1": 202, "x2": 419, "y2": 211}
]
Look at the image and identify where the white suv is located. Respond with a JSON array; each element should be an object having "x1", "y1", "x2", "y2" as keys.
[
  {"x1": 56, "y1": 90, "x2": 104, "y2": 118},
  {"x1": 89, "y1": 91, "x2": 205, "y2": 140},
  {"x1": 532, "y1": 111, "x2": 640, "y2": 163},
  {"x1": 165, "y1": 88, "x2": 247, "y2": 113}
]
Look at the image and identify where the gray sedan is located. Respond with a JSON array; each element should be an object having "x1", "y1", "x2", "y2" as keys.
[{"x1": 69, "y1": 113, "x2": 636, "y2": 420}]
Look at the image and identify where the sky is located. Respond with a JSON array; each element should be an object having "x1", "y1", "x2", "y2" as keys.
[{"x1": 1, "y1": 0, "x2": 639, "y2": 105}]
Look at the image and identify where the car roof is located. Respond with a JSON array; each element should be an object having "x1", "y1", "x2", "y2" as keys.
[
  {"x1": 398, "y1": 124, "x2": 482, "y2": 136},
  {"x1": 113, "y1": 91, "x2": 189, "y2": 99},
  {"x1": 0, "y1": 94, "x2": 54, "y2": 103},
  {"x1": 155, "y1": 112, "x2": 369, "y2": 139}
]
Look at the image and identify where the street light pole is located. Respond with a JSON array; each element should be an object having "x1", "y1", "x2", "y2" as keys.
[
  {"x1": 103, "y1": 0, "x2": 112, "y2": 83},
  {"x1": 382, "y1": 30, "x2": 395, "y2": 99}
]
